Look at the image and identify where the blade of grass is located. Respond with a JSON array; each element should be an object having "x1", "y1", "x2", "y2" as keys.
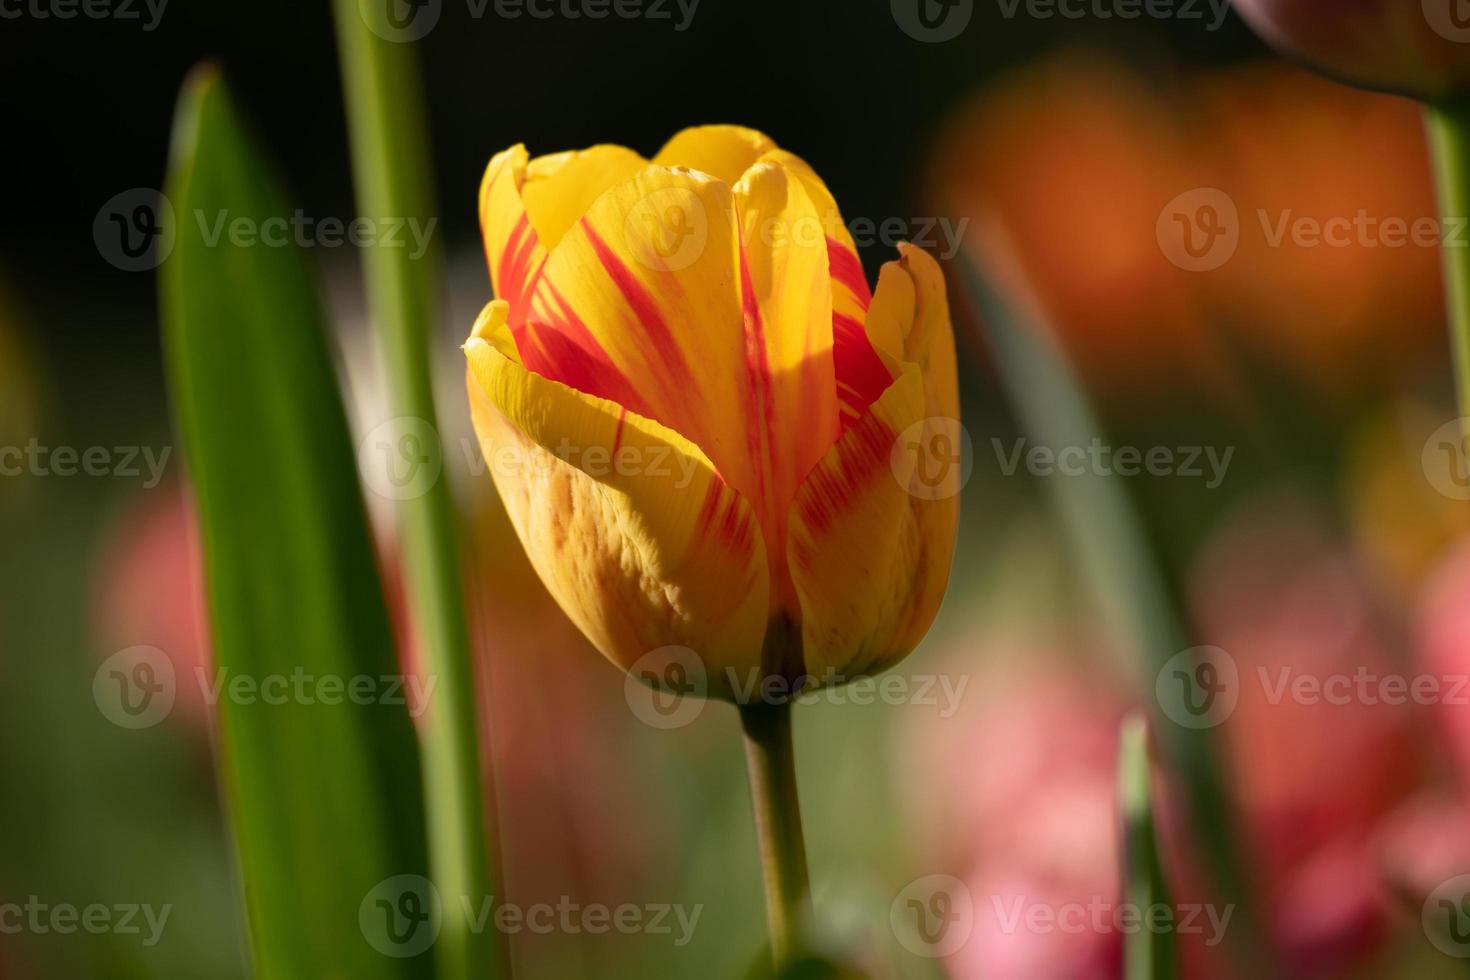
[
  {"x1": 161, "y1": 65, "x2": 434, "y2": 978},
  {"x1": 1119, "y1": 714, "x2": 1176, "y2": 980},
  {"x1": 954, "y1": 243, "x2": 1260, "y2": 969},
  {"x1": 329, "y1": 5, "x2": 505, "y2": 978}
]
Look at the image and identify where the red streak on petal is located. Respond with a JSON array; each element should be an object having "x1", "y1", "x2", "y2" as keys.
[
  {"x1": 833, "y1": 313, "x2": 892, "y2": 429},
  {"x1": 582, "y1": 222, "x2": 692, "y2": 388},
  {"x1": 827, "y1": 236, "x2": 872, "y2": 311}
]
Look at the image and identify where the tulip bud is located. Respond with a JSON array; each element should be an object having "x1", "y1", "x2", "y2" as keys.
[
  {"x1": 464, "y1": 126, "x2": 961, "y2": 702},
  {"x1": 1232, "y1": 0, "x2": 1470, "y2": 101}
]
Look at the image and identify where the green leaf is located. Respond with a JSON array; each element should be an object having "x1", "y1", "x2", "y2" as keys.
[
  {"x1": 160, "y1": 65, "x2": 434, "y2": 979},
  {"x1": 954, "y1": 251, "x2": 1258, "y2": 963},
  {"x1": 329, "y1": 4, "x2": 506, "y2": 978},
  {"x1": 1119, "y1": 714, "x2": 1176, "y2": 980}
]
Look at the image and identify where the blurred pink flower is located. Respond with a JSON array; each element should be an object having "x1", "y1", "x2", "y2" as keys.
[
  {"x1": 90, "y1": 482, "x2": 212, "y2": 728},
  {"x1": 903, "y1": 649, "x2": 1130, "y2": 979},
  {"x1": 1190, "y1": 495, "x2": 1423, "y2": 973}
]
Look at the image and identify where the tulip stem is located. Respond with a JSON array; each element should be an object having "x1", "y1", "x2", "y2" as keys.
[
  {"x1": 739, "y1": 700, "x2": 811, "y2": 967},
  {"x1": 1427, "y1": 99, "x2": 1470, "y2": 428}
]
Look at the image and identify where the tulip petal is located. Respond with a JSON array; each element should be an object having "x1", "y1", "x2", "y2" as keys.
[
  {"x1": 787, "y1": 245, "x2": 961, "y2": 680},
  {"x1": 732, "y1": 159, "x2": 838, "y2": 592},
  {"x1": 526, "y1": 165, "x2": 765, "y2": 508},
  {"x1": 520, "y1": 145, "x2": 648, "y2": 252},
  {"x1": 465, "y1": 302, "x2": 771, "y2": 697},
  {"x1": 891, "y1": 242, "x2": 961, "y2": 425},
  {"x1": 653, "y1": 124, "x2": 778, "y2": 185},
  {"x1": 479, "y1": 144, "x2": 545, "y2": 325},
  {"x1": 754, "y1": 149, "x2": 891, "y2": 430}
]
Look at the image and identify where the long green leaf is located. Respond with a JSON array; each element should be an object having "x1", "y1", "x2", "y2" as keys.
[
  {"x1": 1119, "y1": 714, "x2": 1176, "y2": 980},
  {"x1": 329, "y1": 4, "x2": 505, "y2": 978},
  {"x1": 954, "y1": 247, "x2": 1258, "y2": 964},
  {"x1": 161, "y1": 66, "x2": 434, "y2": 979}
]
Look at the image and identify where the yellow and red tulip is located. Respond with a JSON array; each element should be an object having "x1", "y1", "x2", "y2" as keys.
[{"x1": 464, "y1": 125, "x2": 959, "y2": 700}]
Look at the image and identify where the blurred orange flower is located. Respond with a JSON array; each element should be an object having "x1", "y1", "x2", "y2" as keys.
[{"x1": 933, "y1": 52, "x2": 1443, "y2": 408}]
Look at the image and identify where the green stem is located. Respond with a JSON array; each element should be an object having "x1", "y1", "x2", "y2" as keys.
[
  {"x1": 739, "y1": 701, "x2": 811, "y2": 968},
  {"x1": 1427, "y1": 100, "x2": 1470, "y2": 427},
  {"x1": 330, "y1": 4, "x2": 505, "y2": 978},
  {"x1": 1119, "y1": 715, "x2": 1177, "y2": 980}
]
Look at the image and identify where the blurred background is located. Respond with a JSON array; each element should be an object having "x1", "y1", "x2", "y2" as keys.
[{"x1": 5, "y1": 0, "x2": 1470, "y2": 977}]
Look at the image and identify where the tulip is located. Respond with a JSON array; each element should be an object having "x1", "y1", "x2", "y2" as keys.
[
  {"x1": 1234, "y1": 1, "x2": 1470, "y2": 432},
  {"x1": 1232, "y1": 0, "x2": 1470, "y2": 102},
  {"x1": 463, "y1": 124, "x2": 960, "y2": 963}
]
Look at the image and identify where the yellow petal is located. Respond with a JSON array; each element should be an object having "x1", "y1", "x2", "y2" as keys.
[
  {"x1": 750, "y1": 149, "x2": 891, "y2": 430},
  {"x1": 732, "y1": 159, "x2": 838, "y2": 590},
  {"x1": 525, "y1": 165, "x2": 764, "y2": 508},
  {"x1": 893, "y1": 242, "x2": 961, "y2": 426},
  {"x1": 479, "y1": 144, "x2": 545, "y2": 323},
  {"x1": 521, "y1": 144, "x2": 648, "y2": 252},
  {"x1": 465, "y1": 303, "x2": 771, "y2": 697},
  {"x1": 787, "y1": 246, "x2": 961, "y2": 680},
  {"x1": 653, "y1": 124, "x2": 778, "y2": 185}
]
